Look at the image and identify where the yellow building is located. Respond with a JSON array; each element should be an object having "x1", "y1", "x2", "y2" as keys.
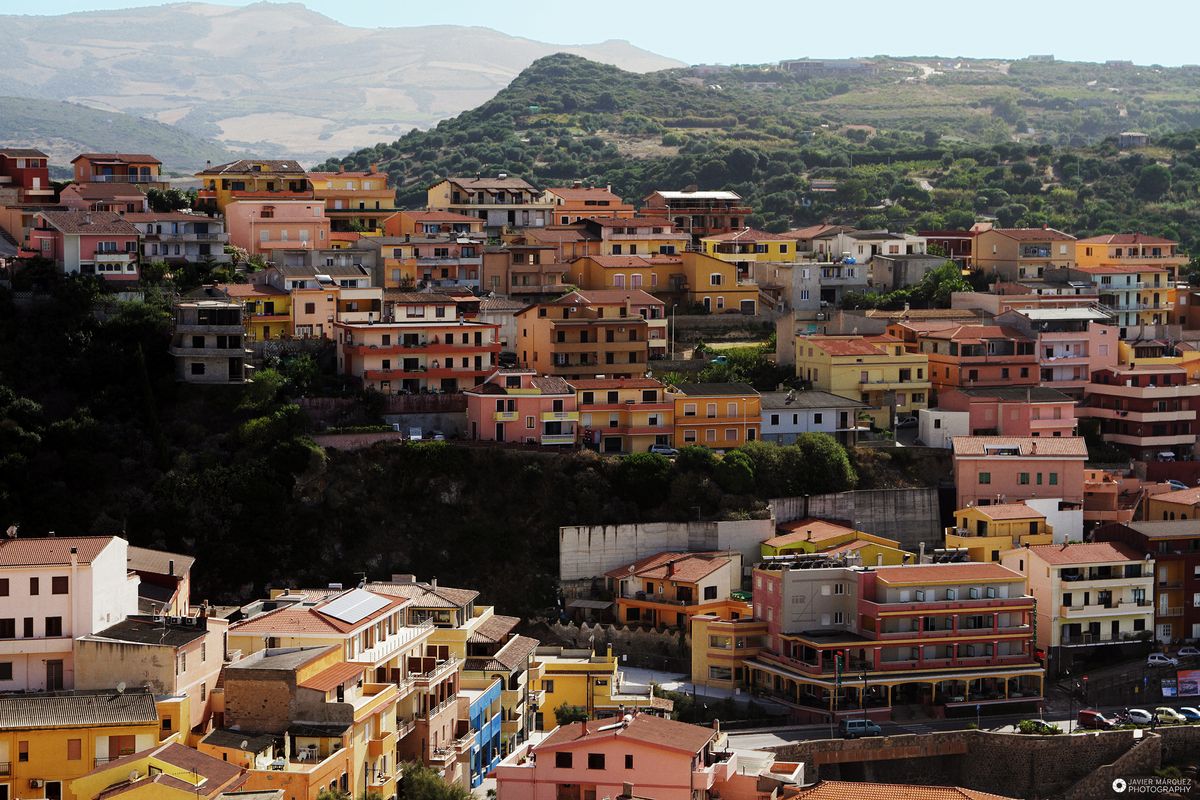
[
  {"x1": 794, "y1": 334, "x2": 931, "y2": 429},
  {"x1": 532, "y1": 646, "x2": 671, "y2": 729},
  {"x1": 1075, "y1": 234, "x2": 1184, "y2": 319},
  {"x1": 195, "y1": 159, "x2": 312, "y2": 214},
  {"x1": 573, "y1": 377, "x2": 674, "y2": 454},
  {"x1": 308, "y1": 167, "x2": 395, "y2": 236},
  {"x1": 0, "y1": 690, "x2": 166, "y2": 800},
  {"x1": 690, "y1": 615, "x2": 766, "y2": 691},
  {"x1": 198, "y1": 283, "x2": 292, "y2": 342},
  {"x1": 761, "y1": 518, "x2": 908, "y2": 566},
  {"x1": 568, "y1": 251, "x2": 759, "y2": 315},
  {"x1": 946, "y1": 503, "x2": 1054, "y2": 562},
  {"x1": 701, "y1": 228, "x2": 798, "y2": 266},
  {"x1": 71, "y1": 741, "x2": 245, "y2": 800},
  {"x1": 670, "y1": 382, "x2": 761, "y2": 449},
  {"x1": 1147, "y1": 486, "x2": 1200, "y2": 521}
]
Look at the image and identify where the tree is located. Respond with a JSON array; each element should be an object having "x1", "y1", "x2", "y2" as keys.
[
  {"x1": 714, "y1": 450, "x2": 755, "y2": 494},
  {"x1": 1135, "y1": 163, "x2": 1171, "y2": 201},
  {"x1": 614, "y1": 453, "x2": 673, "y2": 508},
  {"x1": 554, "y1": 703, "x2": 590, "y2": 726},
  {"x1": 396, "y1": 762, "x2": 472, "y2": 800}
]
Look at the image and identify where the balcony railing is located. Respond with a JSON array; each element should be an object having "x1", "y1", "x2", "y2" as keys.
[{"x1": 1160, "y1": 606, "x2": 1184, "y2": 617}]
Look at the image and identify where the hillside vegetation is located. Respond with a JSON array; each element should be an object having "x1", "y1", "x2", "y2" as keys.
[
  {"x1": 324, "y1": 55, "x2": 1200, "y2": 257},
  {"x1": 0, "y1": 96, "x2": 235, "y2": 172}
]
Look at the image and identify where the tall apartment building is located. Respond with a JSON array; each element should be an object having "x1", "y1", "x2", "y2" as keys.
[
  {"x1": 427, "y1": 175, "x2": 554, "y2": 233},
  {"x1": 974, "y1": 227, "x2": 1076, "y2": 280},
  {"x1": 1081, "y1": 364, "x2": 1200, "y2": 461},
  {"x1": 642, "y1": 189, "x2": 752, "y2": 242},
  {"x1": 995, "y1": 308, "x2": 1118, "y2": 397},
  {"x1": 1095, "y1": 520, "x2": 1200, "y2": 644},
  {"x1": 170, "y1": 300, "x2": 253, "y2": 384},
  {"x1": 515, "y1": 294, "x2": 650, "y2": 380}
]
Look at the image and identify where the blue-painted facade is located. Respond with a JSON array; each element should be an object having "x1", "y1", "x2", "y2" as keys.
[{"x1": 468, "y1": 679, "x2": 503, "y2": 787}]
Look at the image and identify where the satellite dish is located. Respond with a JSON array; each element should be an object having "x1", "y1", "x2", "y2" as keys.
[
  {"x1": 116, "y1": 682, "x2": 126, "y2": 694},
  {"x1": 128, "y1": 770, "x2": 140, "y2": 783},
  {"x1": 240, "y1": 740, "x2": 249, "y2": 750}
]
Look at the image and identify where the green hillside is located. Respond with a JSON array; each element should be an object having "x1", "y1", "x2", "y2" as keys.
[
  {"x1": 0, "y1": 96, "x2": 236, "y2": 173},
  {"x1": 323, "y1": 55, "x2": 1200, "y2": 260}
]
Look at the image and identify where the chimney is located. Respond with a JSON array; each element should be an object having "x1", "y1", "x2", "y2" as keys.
[
  {"x1": 712, "y1": 719, "x2": 720, "y2": 732},
  {"x1": 876, "y1": 554, "x2": 884, "y2": 567},
  {"x1": 579, "y1": 720, "x2": 588, "y2": 737},
  {"x1": 667, "y1": 560, "x2": 675, "y2": 577},
  {"x1": 337, "y1": 164, "x2": 344, "y2": 174},
  {"x1": 430, "y1": 577, "x2": 437, "y2": 590},
  {"x1": 369, "y1": 163, "x2": 378, "y2": 174},
  {"x1": 622, "y1": 783, "x2": 634, "y2": 798},
  {"x1": 70, "y1": 546, "x2": 78, "y2": 568},
  {"x1": 573, "y1": 180, "x2": 583, "y2": 189},
  {"x1": 1030, "y1": 441, "x2": 1037, "y2": 454},
  {"x1": 919, "y1": 541, "x2": 926, "y2": 562}
]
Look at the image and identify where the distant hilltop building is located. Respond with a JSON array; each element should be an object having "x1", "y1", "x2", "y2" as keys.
[
  {"x1": 779, "y1": 58, "x2": 878, "y2": 76},
  {"x1": 1119, "y1": 131, "x2": 1151, "y2": 148},
  {"x1": 1025, "y1": 54, "x2": 1055, "y2": 63}
]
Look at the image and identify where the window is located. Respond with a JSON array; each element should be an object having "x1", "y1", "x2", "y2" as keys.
[
  {"x1": 770, "y1": 414, "x2": 779, "y2": 425},
  {"x1": 0, "y1": 662, "x2": 10, "y2": 680},
  {"x1": 305, "y1": 302, "x2": 316, "y2": 314},
  {"x1": 703, "y1": 586, "x2": 717, "y2": 600},
  {"x1": 18, "y1": 741, "x2": 27, "y2": 762},
  {"x1": 162, "y1": 717, "x2": 172, "y2": 732},
  {"x1": 526, "y1": 416, "x2": 535, "y2": 429},
  {"x1": 51, "y1": 576, "x2": 67, "y2": 595},
  {"x1": 28, "y1": 578, "x2": 37, "y2": 596},
  {"x1": 725, "y1": 428, "x2": 737, "y2": 441},
  {"x1": 202, "y1": 642, "x2": 207, "y2": 662},
  {"x1": 979, "y1": 472, "x2": 991, "y2": 485},
  {"x1": 833, "y1": 583, "x2": 846, "y2": 595},
  {"x1": 45, "y1": 617, "x2": 62, "y2": 637},
  {"x1": 67, "y1": 739, "x2": 81, "y2": 761},
  {"x1": 0, "y1": 579, "x2": 8, "y2": 597},
  {"x1": 0, "y1": 620, "x2": 13, "y2": 639},
  {"x1": 1049, "y1": 473, "x2": 1058, "y2": 485},
  {"x1": 555, "y1": 752, "x2": 572, "y2": 768},
  {"x1": 625, "y1": 754, "x2": 634, "y2": 769},
  {"x1": 587, "y1": 753, "x2": 605, "y2": 770},
  {"x1": 1018, "y1": 472, "x2": 1030, "y2": 485},
  {"x1": 541, "y1": 679, "x2": 554, "y2": 694},
  {"x1": 22, "y1": 619, "x2": 32, "y2": 638},
  {"x1": 813, "y1": 413, "x2": 822, "y2": 424}
]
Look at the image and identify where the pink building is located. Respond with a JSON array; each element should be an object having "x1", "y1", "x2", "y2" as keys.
[
  {"x1": 937, "y1": 386, "x2": 1076, "y2": 438},
  {"x1": 0, "y1": 148, "x2": 53, "y2": 204},
  {"x1": 995, "y1": 308, "x2": 1118, "y2": 397},
  {"x1": 29, "y1": 209, "x2": 140, "y2": 280},
  {"x1": 225, "y1": 199, "x2": 330, "y2": 256},
  {"x1": 464, "y1": 369, "x2": 577, "y2": 445},
  {"x1": 494, "y1": 712, "x2": 802, "y2": 800},
  {"x1": 952, "y1": 436, "x2": 1088, "y2": 508},
  {"x1": 59, "y1": 182, "x2": 148, "y2": 214}
]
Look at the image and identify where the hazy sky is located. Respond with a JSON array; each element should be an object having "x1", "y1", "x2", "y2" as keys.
[{"x1": 3, "y1": 0, "x2": 1198, "y2": 67}]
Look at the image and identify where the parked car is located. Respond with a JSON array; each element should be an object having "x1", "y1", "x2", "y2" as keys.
[
  {"x1": 840, "y1": 719, "x2": 882, "y2": 739},
  {"x1": 430, "y1": 430, "x2": 446, "y2": 441},
  {"x1": 1156, "y1": 707, "x2": 1188, "y2": 724},
  {"x1": 710, "y1": 355, "x2": 729, "y2": 366},
  {"x1": 1077, "y1": 709, "x2": 1117, "y2": 730},
  {"x1": 1177, "y1": 707, "x2": 1200, "y2": 722},
  {"x1": 895, "y1": 415, "x2": 918, "y2": 428},
  {"x1": 649, "y1": 444, "x2": 679, "y2": 456},
  {"x1": 1148, "y1": 653, "x2": 1180, "y2": 668},
  {"x1": 1166, "y1": 479, "x2": 1190, "y2": 491},
  {"x1": 1176, "y1": 646, "x2": 1200, "y2": 659},
  {"x1": 408, "y1": 427, "x2": 423, "y2": 442},
  {"x1": 1127, "y1": 708, "x2": 1154, "y2": 725}
]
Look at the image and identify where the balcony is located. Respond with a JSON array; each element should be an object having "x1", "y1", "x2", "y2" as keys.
[
  {"x1": 351, "y1": 619, "x2": 434, "y2": 665},
  {"x1": 541, "y1": 411, "x2": 579, "y2": 422},
  {"x1": 93, "y1": 252, "x2": 137, "y2": 264},
  {"x1": 88, "y1": 174, "x2": 164, "y2": 184},
  {"x1": 1081, "y1": 383, "x2": 1200, "y2": 400},
  {"x1": 493, "y1": 411, "x2": 519, "y2": 422},
  {"x1": 396, "y1": 718, "x2": 417, "y2": 740},
  {"x1": 1083, "y1": 407, "x2": 1196, "y2": 423},
  {"x1": 368, "y1": 730, "x2": 397, "y2": 759},
  {"x1": 541, "y1": 434, "x2": 576, "y2": 445},
  {"x1": 156, "y1": 232, "x2": 230, "y2": 243},
  {"x1": 1060, "y1": 600, "x2": 1153, "y2": 618},
  {"x1": 1102, "y1": 433, "x2": 1197, "y2": 447},
  {"x1": 413, "y1": 657, "x2": 459, "y2": 686},
  {"x1": 168, "y1": 345, "x2": 253, "y2": 358},
  {"x1": 1160, "y1": 606, "x2": 1184, "y2": 618}
]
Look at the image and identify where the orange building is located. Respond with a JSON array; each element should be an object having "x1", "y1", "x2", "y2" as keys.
[
  {"x1": 515, "y1": 291, "x2": 654, "y2": 380},
  {"x1": 71, "y1": 152, "x2": 164, "y2": 187},
  {"x1": 384, "y1": 211, "x2": 485, "y2": 237},
  {"x1": 670, "y1": 382, "x2": 761, "y2": 449},
  {"x1": 910, "y1": 324, "x2": 1038, "y2": 397},
  {"x1": 308, "y1": 166, "x2": 395, "y2": 235},
  {"x1": 605, "y1": 551, "x2": 747, "y2": 630},
  {"x1": 542, "y1": 184, "x2": 635, "y2": 224},
  {"x1": 224, "y1": 199, "x2": 331, "y2": 256}
]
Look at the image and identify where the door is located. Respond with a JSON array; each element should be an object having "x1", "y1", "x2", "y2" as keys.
[
  {"x1": 45, "y1": 660, "x2": 63, "y2": 691},
  {"x1": 45, "y1": 783, "x2": 61, "y2": 800},
  {"x1": 495, "y1": 423, "x2": 505, "y2": 442}
]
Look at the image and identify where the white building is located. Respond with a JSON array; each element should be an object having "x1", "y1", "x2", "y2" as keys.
[
  {"x1": 918, "y1": 408, "x2": 969, "y2": 448},
  {"x1": 759, "y1": 390, "x2": 867, "y2": 446},
  {"x1": 0, "y1": 535, "x2": 140, "y2": 692}
]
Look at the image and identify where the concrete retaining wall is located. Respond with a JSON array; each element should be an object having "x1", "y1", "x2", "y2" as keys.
[
  {"x1": 558, "y1": 518, "x2": 775, "y2": 582},
  {"x1": 770, "y1": 488, "x2": 941, "y2": 553}
]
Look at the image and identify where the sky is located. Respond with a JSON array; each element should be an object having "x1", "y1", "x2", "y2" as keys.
[{"x1": 2, "y1": 0, "x2": 1199, "y2": 67}]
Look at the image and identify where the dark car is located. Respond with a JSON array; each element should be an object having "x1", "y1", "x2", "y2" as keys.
[{"x1": 1078, "y1": 709, "x2": 1116, "y2": 730}]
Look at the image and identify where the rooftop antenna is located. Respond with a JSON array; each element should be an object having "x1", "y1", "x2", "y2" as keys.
[{"x1": 355, "y1": 571, "x2": 367, "y2": 589}]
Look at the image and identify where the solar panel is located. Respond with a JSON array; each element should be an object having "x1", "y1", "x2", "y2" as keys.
[{"x1": 319, "y1": 588, "x2": 389, "y2": 624}]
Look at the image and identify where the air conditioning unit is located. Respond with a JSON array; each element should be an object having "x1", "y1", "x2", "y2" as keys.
[{"x1": 30, "y1": 779, "x2": 44, "y2": 788}]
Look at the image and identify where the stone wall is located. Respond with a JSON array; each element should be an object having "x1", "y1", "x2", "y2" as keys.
[
  {"x1": 558, "y1": 518, "x2": 775, "y2": 583},
  {"x1": 1062, "y1": 732, "x2": 1161, "y2": 800},
  {"x1": 312, "y1": 431, "x2": 406, "y2": 450},
  {"x1": 770, "y1": 488, "x2": 941, "y2": 552}
]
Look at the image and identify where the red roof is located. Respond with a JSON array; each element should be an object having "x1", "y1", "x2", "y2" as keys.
[
  {"x1": 298, "y1": 661, "x2": 367, "y2": 692},
  {"x1": 951, "y1": 436, "x2": 1088, "y2": 458},
  {"x1": 584, "y1": 216, "x2": 675, "y2": 228},
  {"x1": 71, "y1": 153, "x2": 161, "y2": 165},
  {"x1": 401, "y1": 211, "x2": 482, "y2": 223},
  {"x1": 1076, "y1": 233, "x2": 1176, "y2": 246},
  {"x1": 785, "y1": 780, "x2": 1017, "y2": 800},
  {"x1": 604, "y1": 551, "x2": 735, "y2": 583},
  {"x1": 1150, "y1": 486, "x2": 1200, "y2": 507},
  {"x1": 766, "y1": 519, "x2": 858, "y2": 547},
  {"x1": 0, "y1": 536, "x2": 116, "y2": 566},
  {"x1": 874, "y1": 562, "x2": 1025, "y2": 585},
  {"x1": 922, "y1": 325, "x2": 1029, "y2": 342},
  {"x1": 973, "y1": 502, "x2": 1044, "y2": 521},
  {"x1": 230, "y1": 590, "x2": 406, "y2": 635},
  {"x1": 988, "y1": 227, "x2": 1076, "y2": 242},
  {"x1": 1025, "y1": 542, "x2": 1145, "y2": 565},
  {"x1": 537, "y1": 712, "x2": 715, "y2": 754},
  {"x1": 544, "y1": 187, "x2": 627, "y2": 203},
  {"x1": 804, "y1": 336, "x2": 891, "y2": 357},
  {"x1": 703, "y1": 227, "x2": 790, "y2": 242},
  {"x1": 569, "y1": 377, "x2": 665, "y2": 390}
]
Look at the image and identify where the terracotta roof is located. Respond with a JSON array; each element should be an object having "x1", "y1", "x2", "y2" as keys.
[
  {"x1": 988, "y1": 227, "x2": 1076, "y2": 242},
  {"x1": 207, "y1": 283, "x2": 287, "y2": 298},
  {"x1": 366, "y1": 581, "x2": 479, "y2": 608},
  {"x1": 479, "y1": 296, "x2": 526, "y2": 312},
  {"x1": 1025, "y1": 542, "x2": 1146, "y2": 565},
  {"x1": 443, "y1": 176, "x2": 537, "y2": 191},
  {"x1": 670, "y1": 382, "x2": 758, "y2": 397},
  {"x1": 531, "y1": 376, "x2": 574, "y2": 394},
  {"x1": 544, "y1": 187, "x2": 626, "y2": 202},
  {"x1": 198, "y1": 159, "x2": 305, "y2": 174},
  {"x1": 570, "y1": 378, "x2": 664, "y2": 390},
  {"x1": 783, "y1": 224, "x2": 844, "y2": 239},
  {"x1": 127, "y1": 545, "x2": 194, "y2": 576},
  {"x1": 1076, "y1": 233, "x2": 1176, "y2": 245},
  {"x1": 823, "y1": 540, "x2": 874, "y2": 555},
  {"x1": 785, "y1": 780, "x2": 1017, "y2": 800},
  {"x1": 863, "y1": 309, "x2": 982, "y2": 320},
  {"x1": 874, "y1": 562, "x2": 1025, "y2": 585},
  {"x1": 230, "y1": 590, "x2": 406, "y2": 635},
  {"x1": 0, "y1": 148, "x2": 49, "y2": 158},
  {"x1": 93, "y1": 742, "x2": 246, "y2": 800},
  {"x1": 490, "y1": 634, "x2": 539, "y2": 671},
  {"x1": 604, "y1": 551, "x2": 734, "y2": 583},
  {"x1": 951, "y1": 436, "x2": 1088, "y2": 458},
  {"x1": 0, "y1": 535, "x2": 116, "y2": 566},
  {"x1": 520, "y1": 228, "x2": 596, "y2": 244},
  {"x1": 467, "y1": 614, "x2": 520, "y2": 645},
  {"x1": 0, "y1": 690, "x2": 158, "y2": 729},
  {"x1": 767, "y1": 519, "x2": 858, "y2": 547},
  {"x1": 298, "y1": 661, "x2": 367, "y2": 692},
  {"x1": 973, "y1": 503, "x2": 1044, "y2": 521},
  {"x1": 72, "y1": 153, "x2": 161, "y2": 164},
  {"x1": 583, "y1": 216, "x2": 675, "y2": 228},
  {"x1": 583, "y1": 255, "x2": 668, "y2": 269},
  {"x1": 37, "y1": 209, "x2": 139, "y2": 235},
  {"x1": 922, "y1": 325, "x2": 1030, "y2": 342},
  {"x1": 805, "y1": 336, "x2": 891, "y2": 357},
  {"x1": 63, "y1": 183, "x2": 147, "y2": 199},
  {"x1": 1148, "y1": 486, "x2": 1200, "y2": 506},
  {"x1": 703, "y1": 227, "x2": 790, "y2": 242},
  {"x1": 538, "y1": 712, "x2": 715, "y2": 753},
  {"x1": 122, "y1": 211, "x2": 214, "y2": 223},
  {"x1": 1073, "y1": 264, "x2": 1167, "y2": 275},
  {"x1": 382, "y1": 291, "x2": 456, "y2": 304}
]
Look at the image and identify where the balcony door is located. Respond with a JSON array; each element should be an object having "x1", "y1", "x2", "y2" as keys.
[{"x1": 45, "y1": 660, "x2": 63, "y2": 691}]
